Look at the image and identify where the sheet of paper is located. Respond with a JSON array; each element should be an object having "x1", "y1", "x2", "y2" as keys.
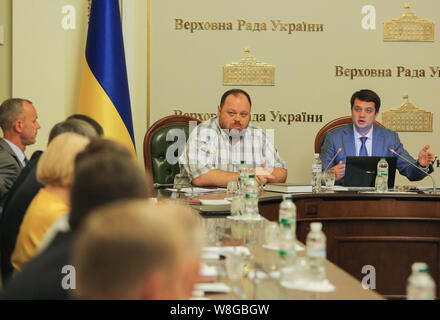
[
  {"x1": 195, "y1": 282, "x2": 231, "y2": 293},
  {"x1": 166, "y1": 187, "x2": 225, "y2": 194},
  {"x1": 199, "y1": 263, "x2": 218, "y2": 277},
  {"x1": 200, "y1": 199, "x2": 231, "y2": 205},
  {"x1": 202, "y1": 246, "x2": 251, "y2": 257}
]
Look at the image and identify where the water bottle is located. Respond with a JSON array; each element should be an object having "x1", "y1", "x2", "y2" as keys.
[
  {"x1": 278, "y1": 221, "x2": 297, "y2": 283},
  {"x1": 278, "y1": 222, "x2": 296, "y2": 263},
  {"x1": 407, "y1": 262, "x2": 436, "y2": 300},
  {"x1": 306, "y1": 222, "x2": 326, "y2": 282},
  {"x1": 375, "y1": 158, "x2": 388, "y2": 193},
  {"x1": 279, "y1": 195, "x2": 296, "y2": 234},
  {"x1": 238, "y1": 160, "x2": 249, "y2": 191},
  {"x1": 312, "y1": 154, "x2": 322, "y2": 193},
  {"x1": 244, "y1": 175, "x2": 259, "y2": 217}
]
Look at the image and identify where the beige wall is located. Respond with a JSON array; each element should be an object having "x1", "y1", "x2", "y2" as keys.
[
  {"x1": 7, "y1": 0, "x2": 440, "y2": 187},
  {"x1": 148, "y1": 0, "x2": 440, "y2": 187},
  {"x1": 0, "y1": 0, "x2": 12, "y2": 102}
]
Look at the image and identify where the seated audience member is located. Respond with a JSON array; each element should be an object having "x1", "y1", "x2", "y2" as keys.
[
  {"x1": 72, "y1": 200, "x2": 204, "y2": 300},
  {"x1": 174, "y1": 89, "x2": 287, "y2": 187},
  {"x1": 0, "y1": 118, "x2": 97, "y2": 283},
  {"x1": 66, "y1": 114, "x2": 104, "y2": 136},
  {"x1": 0, "y1": 138, "x2": 150, "y2": 299},
  {"x1": 0, "y1": 98, "x2": 40, "y2": 205},
  {"x1": 321, "y1": 89, "x2": 435, "y2": 184},
  {"x1": 11, "y1": 132, "x2": 90, "y2": 272}
]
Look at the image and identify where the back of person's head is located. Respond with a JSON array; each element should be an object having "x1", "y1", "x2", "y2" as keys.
[
  {"x1": 69, "y1": 138, "x2": 151, "y2": 231},
  {"x1": 0, "y1": 98, "x2": 31, "y2": 132},
  {"x1": 37, "y1": 132, "x2": 90, "y2": 188},
  {"x1": 66, "y1": 114, "x2": 104, "y2": 136},
  {"x1": 350, "y1": 89, "x2": 381, "y2": 113},
  {"x1": 48, "y1": 119, "x2": 98, "y2": 144},
  {"x1": 72, "y1": 199, "x2": 204, "y2": 300}
]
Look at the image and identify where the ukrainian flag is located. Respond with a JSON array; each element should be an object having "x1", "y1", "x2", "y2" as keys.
[{"x1": 78, "y1": 0, "x2": 136, "y2": 156}]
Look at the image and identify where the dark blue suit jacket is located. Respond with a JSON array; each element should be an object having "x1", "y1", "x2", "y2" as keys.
[{"x1": 320, "y1": 124, "x2": 433, "y2": 183}]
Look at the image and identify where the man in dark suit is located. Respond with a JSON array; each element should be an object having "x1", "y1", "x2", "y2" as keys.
[
  {"x1": 321, "y1": 89, "x2": 435, "y2": 184},
  {"x1": 0, "y1": 98, "x2": 40, "y2": 203}
]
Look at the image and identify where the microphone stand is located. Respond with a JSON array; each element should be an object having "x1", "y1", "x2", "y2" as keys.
[
  {"x1": 323, "y1": 147, "x2": 343, "y2": 174},
  {"x1": 389, "y1": 148, "x2": 436, "y2": 194}
]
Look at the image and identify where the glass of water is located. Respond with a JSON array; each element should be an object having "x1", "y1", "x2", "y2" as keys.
[
  {"x1": 323, "y1": 171, "x2": 335, "y2": 192},
  {"x1": 225, "y1": 251, "x2": 247, "y2": 298},
  {"x1": 227, "y1": 181, "x2": 238, "y2": 195}
]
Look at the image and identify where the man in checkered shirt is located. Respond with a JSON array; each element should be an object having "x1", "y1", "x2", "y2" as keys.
[{"x1": 174, "y1": 89, "x2": 287, "y2": 187}]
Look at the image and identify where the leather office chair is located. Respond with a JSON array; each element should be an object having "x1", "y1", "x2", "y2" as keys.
[
  {"x1": 143, "y1": 115, "x2": 201, "y2": 185},
  {"x1": 314, "y1": 116, "x2": 384, "y2": 154}
]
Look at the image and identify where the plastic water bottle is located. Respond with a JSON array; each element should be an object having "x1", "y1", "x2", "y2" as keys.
[
  {"x1": 279, "y1": 195, "x2": 296, "y2": 234},
  {"x1": 278, "y1": 221, "x2": 297, "y2": 283},
  {"x1": 278, "y1": 221, "x2": 296, "y2": 262},
  {"x1": 238, "y1": 160, "x2": 249, "y2": 191},
  {"x1": 407, "y1": 262, "x2": 436, "y2": 300},
  {"x1": 244, "y1": 174, "x2": 259, "y2": 217},
  {"x1": 312, "y1": 154, "x2": 322, "y2": 193},
  {"x1": 375, "y1": 158, "x2": 388, "y2": 192},
  {"x1": 306, "y1": 222, "x2": 326, "y2": 282}
]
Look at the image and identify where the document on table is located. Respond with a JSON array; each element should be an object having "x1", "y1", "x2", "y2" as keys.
[
  {"x1": 200, "y1": 199, "x2": 230, "y2": 205},
  {"x1": 166, "y1": 187, "x2": 225, "y2": 194}
]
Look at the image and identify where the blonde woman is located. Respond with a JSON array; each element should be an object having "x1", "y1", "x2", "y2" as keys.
[{"x1": 11, "y1": 132, "x2": 90, "y2": 272}]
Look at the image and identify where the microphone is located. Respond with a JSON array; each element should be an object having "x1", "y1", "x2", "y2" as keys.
[
  {"x1": 323, "y1": 147, "x2": 343, "y2": 174},
  {"x1": 153, "y1": 183, "x2": 175, "y2": 189},
  {"x1": 388, "y1": 148, "x2": 436, "y2": 193}
]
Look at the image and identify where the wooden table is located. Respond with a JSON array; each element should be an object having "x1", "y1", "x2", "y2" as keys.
[
  {"x1": 257, "y1": 191, "x2": 440, "y2": 299},
  {"x1": 157, "y1": 189, "x2": 383, "y2": 299},
  {"x1": 161, "y1": 189, "x2": 440, "y2": 299}
]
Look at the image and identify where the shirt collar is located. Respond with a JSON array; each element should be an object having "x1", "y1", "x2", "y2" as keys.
[
  {"x1": 3, "y1": 138, "x2": 26, "y2": 166},
  {"x1": 353, "y1": 124, "x2": 373, "y2": 141}
]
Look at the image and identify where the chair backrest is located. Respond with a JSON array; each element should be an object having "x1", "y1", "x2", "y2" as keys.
[
  {"x1": 314, "y1": 116, "x2": 384, "y2": 154},
  {"x1": 143, "y1": 115, "x2": 201, "y2": 185}
]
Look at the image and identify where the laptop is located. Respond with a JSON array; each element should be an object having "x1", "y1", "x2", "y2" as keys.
[{"x1": 343, "y1": 156, "x2": 397, "y2": 188}]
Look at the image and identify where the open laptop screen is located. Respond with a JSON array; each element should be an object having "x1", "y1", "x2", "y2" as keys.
[{"x1": 343, "y1": 156, "x2": 397, "y2": 188}]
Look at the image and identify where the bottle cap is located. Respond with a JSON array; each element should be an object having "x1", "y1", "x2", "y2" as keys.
[
  {"x1": 314, "y1": 153, "x2": 320, "y2": 157},
  {"x1": 282, "y1": 194, "x2": 293, "y2": 201},
  {"x1": 245, "y1": 193, "x2": 250, "y2": 198},
  {"x1": 279, "y1": 249, "x2": 287, "y2": 257},
  {"x1": 311, "y1": 222, "x2": 322, "y2": 232},
  {"x1": 238, "y1": 176, "x2": 242, "y2": 182},
  {"x1": 240, "y1": 160, "x2": 245, "y2": 164},
  {"x1": 412, "y1": 262, "x2": 429, "y2": 273},
  {"x1": 248, "y1": 174, "x2": 255, "y2": 178}
]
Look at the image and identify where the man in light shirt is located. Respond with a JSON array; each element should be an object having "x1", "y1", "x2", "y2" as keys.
[
  {"x1": 0, "y1": 98, "x2": 40, "y2": 203},
  {"x1": 320, "y1": 89, "x2": 434, "y2": 184},
  {"x1": 175, "y1": 89, "x2": 287, "y2": 187}
]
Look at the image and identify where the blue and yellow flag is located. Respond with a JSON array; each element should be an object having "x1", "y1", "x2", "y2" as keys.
[{"x1": 78, "y1": 0, "x2": 136, "y2": 156}]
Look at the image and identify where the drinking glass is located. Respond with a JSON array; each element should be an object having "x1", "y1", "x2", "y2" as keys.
[
  {"x1": 264, "y1": 221, "x2": 280, "y2": 247},
  {"x1": 226, "y1": 251, "x2": 247, "y2": 298},
  {"x1": 230, "y1": 196, "x2": 242, "y2": 216},
  {"x1": 227, "y1": 181, "x2": 238, "y2": 195},
  {"x1": 324, "y1": 171, "x2": 335, "y2": 192}
]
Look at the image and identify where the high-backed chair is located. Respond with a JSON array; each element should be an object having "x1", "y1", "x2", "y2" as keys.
[
  {"x1": 143, "y1": 115, "x2": 201, "y2": 185},
  {"x1": 314, "y1": 116, "x2": 384, "y2": 154}
]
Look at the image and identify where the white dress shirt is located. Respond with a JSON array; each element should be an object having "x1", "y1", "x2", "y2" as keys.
[
  {"x1": 3, "y1": 138, "x2": 26, "y2": 167},
  {"x1": 353, "y1": 125, "x2": 373, "y2": 156}
]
